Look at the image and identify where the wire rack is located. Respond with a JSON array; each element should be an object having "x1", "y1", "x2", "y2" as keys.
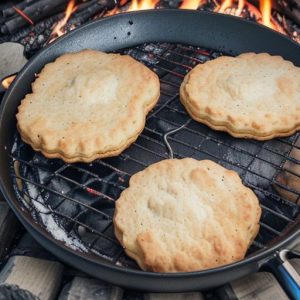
[{"x1": 10, "y1": 42, "x2": 300, "y2": 269}]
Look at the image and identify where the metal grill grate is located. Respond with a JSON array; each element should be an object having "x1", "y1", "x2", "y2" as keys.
[{"x1": 10, "y1": 43, "x2": 300, "y2": 269}]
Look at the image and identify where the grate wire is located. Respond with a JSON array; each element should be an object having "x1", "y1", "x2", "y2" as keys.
[{"x1": 10, "y1": 42, "x2": 300, "y2": 269}]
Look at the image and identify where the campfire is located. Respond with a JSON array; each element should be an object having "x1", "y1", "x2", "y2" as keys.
[
  {"x1": 0, "y1": 0, "x2": 300, "y2": 90},
  {"x1": 0, "y1": 0, "x2": 299, "y2": 44}
]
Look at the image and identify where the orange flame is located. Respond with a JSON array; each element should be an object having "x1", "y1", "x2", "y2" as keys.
[
  {"x1": 105, "y1": 6, "x2": 119, "y2": 16},
  {"x1": 104, "y1": 0, "x2": 285, "y2": 36},
  {"x1": 260, "y1": 0, "x2": 274, "y2": 29},
  {"x1": 128, "y1": 0, "x2": 158, "y2": 11},
  {"x1": 50, "y1": 0, "x2": 77, "y2": 40},
  {"x1": 106, "y1": 0, "x2": 158, "y2": 16},
  {"x1": 216, "y1": 0, "x2": 233, "y2": 13},
  {"x1": 236, "y1": 0, "x2": 245, "y2": 15},
  {"x1": 2, "y1": 75, "x2": 16, "y2": 90},
  {"x1": 180, "y1": 0, "x2": 203, "y2": 10}
]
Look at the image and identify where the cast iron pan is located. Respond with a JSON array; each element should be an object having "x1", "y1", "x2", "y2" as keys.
[{"x1": 0, "y1": 10, "x2": 300, "y2": 293}]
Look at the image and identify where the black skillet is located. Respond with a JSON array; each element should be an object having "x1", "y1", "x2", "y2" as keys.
[{"x1": 0, "y1": 10, "x2": 300, "y2": 295}]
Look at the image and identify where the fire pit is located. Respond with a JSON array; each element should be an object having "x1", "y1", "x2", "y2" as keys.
[{"x1": 0, "y1": 1, "x2": 300, "y2": 299}]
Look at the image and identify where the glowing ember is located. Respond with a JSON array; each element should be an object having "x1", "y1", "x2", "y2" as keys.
[
  {"x1": 2, "y1": 75, "x2": 16, "y2": 90},
  {"x1": 13, "y1": 6, "x2": 34, "y2": 25},
  {"x1": 180, "y1": 0, "x2": 203, "y2": 10},
  {"x1": 50, "y1": 0, "x2": 77, "y2": 41},
  {"x1": 105, "y1": 6, "x2": 119, "y2": 16}
]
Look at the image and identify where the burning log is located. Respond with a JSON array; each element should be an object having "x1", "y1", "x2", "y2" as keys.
[
  {"x1": 9, "y1": 14, "x2": 63, "y2": 44},
  {"x1": 276, "y1": 0, "x2": 300, "y2": 26},
  {"x1": 58, "y1": 277, "x2": 123, "y2": 300},
  {"x1": 1, "y1": 0, "x2": 68, "y2": 34},
  {"x1": 0, "y1": 256, "x2": 63, "y2": 300},
  {"x1": 0, "y1": 201, "x2": 21, "y2": 261},
  {"x1": 68, "y1": 0, "x2": 116, "y2": 27},
  {"x1": 0, "y1": 0, "x2": 36, "y2": 19}
]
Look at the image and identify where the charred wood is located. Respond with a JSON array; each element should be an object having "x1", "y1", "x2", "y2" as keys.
[
  {"x1": 9, "y1": 13, "x2": 63, "y2": 43},
  {"x1": 277, "y1": 0, "x2": 300, "y2": 26},
  {"x1": 1, "y1": 0, "x2": 36, "y2": 18},
  {"x1": 1, "y1": 0, "x2": 67, "y2": 34},
  {"x1": 0, "y1": 284, "x2": 39, "y2": 300},
  {"x1": 0, "y1": 255, "x2": 63, "y2": 300},
  {"x1": 68, "y1": 0, "x2": 116, "y2": 27},
  {"x1": 10, "y1": 233, "x2": 57, "y2": 261}
]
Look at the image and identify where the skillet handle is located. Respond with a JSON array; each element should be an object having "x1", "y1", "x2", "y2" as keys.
[{"x1": 269, "y1": 250, "x2": 300, "y2": 300}]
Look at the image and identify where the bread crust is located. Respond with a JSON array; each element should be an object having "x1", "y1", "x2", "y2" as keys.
[
  {"x1": 16, "y1": 50, "x2": 160, "y2": 163},
  {"x1": 113, "y1": 158, "x2": 261, "y2": 273},
  {"x1": 180, "y1": 53, "x2": 300, "y2": 140}
]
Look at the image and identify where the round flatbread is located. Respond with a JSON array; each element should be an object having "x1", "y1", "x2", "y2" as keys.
[
  {"x1": 16, "y1": 50, "x2": 160, "y2": 163},
  {"x1": 114, "y1": 158, "x2": 261, "y2": 272},
  {"x1": 180, "y1": 53, "x2": 300, "y2": 140}
]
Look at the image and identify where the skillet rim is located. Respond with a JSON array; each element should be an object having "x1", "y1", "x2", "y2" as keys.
[{"x1": 0, "y1": 9, "x2": 299, "y2": 287}]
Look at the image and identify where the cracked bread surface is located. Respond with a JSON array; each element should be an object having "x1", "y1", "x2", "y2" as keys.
[
  {"x1": 113, "y1": 158, "x2": 261, "y2": 273},
  {"x1": 16, "y1": 49, "x2": 160, "y2": 163},
  {"x1": 180, "y1": 53, "x2": 300, "y2": 140}
]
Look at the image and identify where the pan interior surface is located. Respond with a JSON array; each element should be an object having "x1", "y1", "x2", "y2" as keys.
[
  {"x1": 1, "y1": 11, "x2": 300, "y2": 291},
  {"x1": 10, "y1": 41, "x2": 300, "y2": 269}
]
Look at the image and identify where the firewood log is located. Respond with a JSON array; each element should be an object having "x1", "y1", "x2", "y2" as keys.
[
  {"x1": 58, "y1": 277, "x2": 123, "y2": 300},
  {"x1": 0, "y1": 255, "x2": 63, "y2": 300}
]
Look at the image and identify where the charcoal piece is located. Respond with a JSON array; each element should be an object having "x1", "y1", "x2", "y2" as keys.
[
  {"x1": 74, "y1": 213, "x2": 117, "y2": 256},
  {"x1": 68, "y1": 0, "x2": 116, "y2": 27},
  {"x1": 42, "y1": 176, "x2": 75, "y2": 206},
  {"x1": 0, "y1": 284, "x2": 39, "y2": 300},
  {"x1": 75, "y1": 226, "x2": 99, "y2": 248},
  {"x1": 58, "y1": 277, "x2": 123, "y2": 300},
  {"x1": 0, "y1": 256, "x2": 63, "y2": 300},
  {"x1": 92, "y1": 235, "x2": 121, "y2": 259},
  {"x1": 76, "y1": 209, "x2": 112, "y2": 233},
  {"x1": 216, "y1": 272, "x2": 288, "y2": 300},
  {"x1": 1, "y1": 0, "x2": 67, "y2": 34},
  {"x1": 10, "y1": 233, "x2": 55, "y2": 261}
]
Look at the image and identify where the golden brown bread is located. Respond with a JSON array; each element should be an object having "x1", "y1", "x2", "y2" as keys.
[
  {"x1": 114, "y1": 158, "x2": 261, "y2": 272},
  {"x1": 180, "y1": 53, "x2": 300, "y2": 140},
  {"x1": 16, "y1": 49, "x2": 160, "y2": 163}
]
